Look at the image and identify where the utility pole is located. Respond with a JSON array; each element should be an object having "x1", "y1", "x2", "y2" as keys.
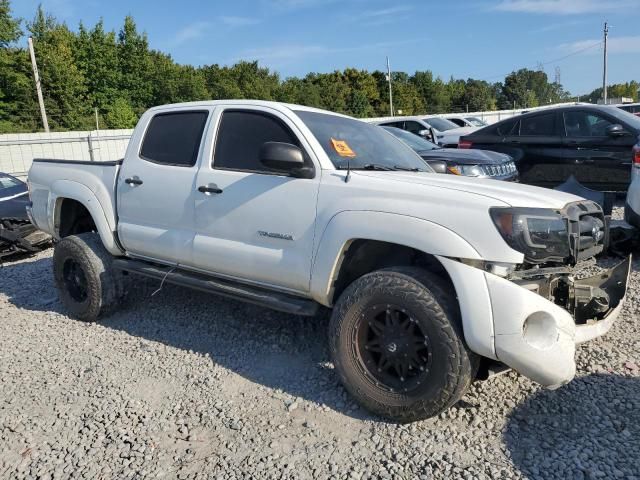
[
  {"x1": 28, "y1": 37, "x2": 49, "y2": 133},
  {"x1": 386, "y1": 56, "x2": 394, "y2": 117},
  {"x1": 602, "y1": 22, "x2": 609, "y2": 104}
]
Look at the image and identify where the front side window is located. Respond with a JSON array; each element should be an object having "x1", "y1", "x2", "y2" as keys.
[
  {"x1": 382, "y1": 126, "x2": 439, "y2": 151},
  {"x1": 520, "y1": 113, "x2": 556, "y2": 136},
  {"x1": 564, "y1": 111, "x2": 614, "y2": 137},
  {"x1": 404, "y1": 121, "x2": 426, "y2": 134},
  {"x1": 140, "y1": 111, "x2": 208, "y2": 166},
  {"x1": 296, "y1": 110, "x2": 432, "y2": 172},
  {"x1": 213, "y1": 110, "x2": 301, "y2": 172}
]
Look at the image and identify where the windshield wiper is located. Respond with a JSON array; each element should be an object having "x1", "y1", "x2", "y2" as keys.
[
  {"x1": 393, "y1": 165, "x2": 424, "y2": 172},
  {"x1": 358, "y1": 163, "x2": 395, "y2": 171},
  {"x1": 338, "y1": 163, "x2": 422, "y2": 172}
]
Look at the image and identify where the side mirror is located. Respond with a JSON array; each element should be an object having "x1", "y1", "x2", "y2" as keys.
[
  {"x1": 418, "y1": 128, "x2": 436, "y2": 143},
  {"x1": 606, "y1": 124, "x2": 627, "y2": 137},
  {"x1": 259, "y1": 142, "x2": 313, "y2": 178}
]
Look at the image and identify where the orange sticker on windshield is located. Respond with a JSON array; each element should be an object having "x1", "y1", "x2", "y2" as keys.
[{"x1": 330, "y1": 138, "x2": 356, "y2": 157}]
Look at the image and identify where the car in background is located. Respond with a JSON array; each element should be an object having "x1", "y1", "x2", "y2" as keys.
[
  {"x1": 446, "y1": 116, "x2": 489, "y2": 128},
  {"x1": 371, "y1": 116, "x2": 477, "y2": 148},
  {"x1": 617, "y1": 102, "x2": 640, "y2": 117},
  {"x1": 0, "y1": 172, "x2": 51, "y2": 257},
  {"x1": 459, "y1": 104, "x2": 640, "y2": 191},
  {"x1": 624, "y1": 141, "x2": 640, "y2": 228},
  {"x1": 382, "y1": 126, "x2": 518, "y2": 181}
]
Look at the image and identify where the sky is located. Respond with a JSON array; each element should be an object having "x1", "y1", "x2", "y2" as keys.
[{"x1": 11, "y1": 0, "x2": 640, "y2": 97}]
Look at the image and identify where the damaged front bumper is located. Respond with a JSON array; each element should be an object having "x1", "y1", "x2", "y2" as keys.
[{"x1": 488, "y1": 256, "x2": 631, "y2": 388}]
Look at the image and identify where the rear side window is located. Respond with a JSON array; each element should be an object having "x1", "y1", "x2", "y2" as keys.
[
  {"x1": 520, "y1": 113, "x2": 556, "y2": 136},
  {"x1": 379, "y1": 121, "x2": 404, "y2": 129},
  {"x1": 213, "y1": 110, "x2": 300, "y2": 172},
  {"x1": 140, "y1": 111, "x2": 208, "y2": 166},
  {"x1": 485, "y1": 118, "x2": 518, "y2": 136}
]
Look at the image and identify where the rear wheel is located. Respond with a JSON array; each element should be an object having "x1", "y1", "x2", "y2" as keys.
[
  {"x1": 53, "y1": 233, "x2": 123, "y2": 321},
  {"x1": 329, "y1": 266, "x2": 477, "y2": 423}
]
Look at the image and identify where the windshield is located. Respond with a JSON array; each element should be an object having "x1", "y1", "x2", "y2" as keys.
[
  {"x1": 423, "y1": 117, "x2": 459, "y2": 132},
  {"x1": 604, "y1": 106, "x2": 640, "y2": 131},
  {"x1": 295, "y1": 110, "x2": 433, "y2": 172},
  {"x1": 381, "y1": 126, "x2": 439, "y2": 151},
  {"x1": 466, "y1": 117, "x2": 487, "y2": 127}
]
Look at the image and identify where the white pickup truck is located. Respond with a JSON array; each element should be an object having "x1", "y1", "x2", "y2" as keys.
[{"x1": 28, "y1": 101, "x2": 630, "y2": 422}]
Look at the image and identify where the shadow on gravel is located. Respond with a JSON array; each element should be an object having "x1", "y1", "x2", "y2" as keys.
[
  {"x1": 0, "y1": 255, "x2": 374, "y2": 421},
  {"x1": 504, "y1": 374, "x2": 640, "y2": 479}
]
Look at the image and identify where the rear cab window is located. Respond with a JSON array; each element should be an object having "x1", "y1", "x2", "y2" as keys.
[{"x1": 139, "y1": 111, "x2": 209, "y2": 166}]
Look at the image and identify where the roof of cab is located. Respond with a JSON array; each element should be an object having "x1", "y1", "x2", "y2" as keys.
[{"x1": 144, "y1": 100, "x2": 354, "y2": 119}]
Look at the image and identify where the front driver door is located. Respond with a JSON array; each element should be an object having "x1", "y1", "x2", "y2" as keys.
[
  {"x1": 562, "y1": 110, "x2": 633, "y2": 190},
  {"x1": 191, "y1": 106, "x2": 320, "y2": 293},
  {"x1": 117, "y1": 109, "x2": 210, "y2": 265}
]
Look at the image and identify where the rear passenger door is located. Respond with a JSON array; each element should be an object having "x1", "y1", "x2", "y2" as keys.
[
  {"x1": 516, "y1": 112, "x2": 565, "y2": 187},
  {"x1": 117, "y1": 109, "x2": 210, "y2": 265},
  {"x1": 191, "y1": 106, "x2": 320, "y2": 293},
  {"x1": 562, "y1": 110, "x2": 633, "y2": 190}
]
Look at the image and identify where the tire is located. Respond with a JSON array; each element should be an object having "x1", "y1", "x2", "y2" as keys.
[
  {"x1": 328, "y1": 266, "x2": 478, "y2": 423},
  {"x1": 53, "y1": 233, "x2": 123, "y2": 321}
]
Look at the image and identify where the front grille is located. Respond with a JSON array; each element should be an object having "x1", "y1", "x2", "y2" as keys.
[{"x1": 484, "y1": 161, "x2": 516, "y2": 177}]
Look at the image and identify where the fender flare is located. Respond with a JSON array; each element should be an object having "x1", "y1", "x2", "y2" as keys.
[
  {"x1": 49, "y1": 180, "x2": 123, "y2": 256},
  {"x1": 309, "y1": 210, "x2": 496, "y2": 359},
  {"x1": 310, "y1": 210, "x2": 481, "y2": 304}
]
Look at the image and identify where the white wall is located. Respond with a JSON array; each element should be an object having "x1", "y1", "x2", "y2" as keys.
[
  {"x1": 365, "y1": 102, "x2": 585, "y2": 125},
  {"x1": 0, "y1": 129, "x2": 133, "y2": 178}
]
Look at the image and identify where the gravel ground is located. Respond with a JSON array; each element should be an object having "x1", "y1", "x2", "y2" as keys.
[{"x1": 1, "y1": 218, "x2": 639, "y2": 479}]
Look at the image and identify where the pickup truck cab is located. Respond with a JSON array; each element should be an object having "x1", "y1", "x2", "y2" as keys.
[{"x1": 28, "y1": 101, "x2": 630, "y2": 423}]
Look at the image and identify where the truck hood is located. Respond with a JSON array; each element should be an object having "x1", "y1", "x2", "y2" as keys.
[
  {"x1": 418, "y1": 148, "x2": 511, "y2": 165},
  {"x1": 354, "y1": 171, "x2": 583, "y2": 209}
]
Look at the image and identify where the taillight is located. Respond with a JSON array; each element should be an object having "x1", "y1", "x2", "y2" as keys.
[
  {"x1": 633, "y1": 146, "x2": 640, "y2": 166},
  {"x1": 458, "y1": 139, "x2": 473, "y2": 149}
]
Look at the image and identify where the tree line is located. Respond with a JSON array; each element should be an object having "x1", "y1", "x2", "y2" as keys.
[{"x1": 0, "y1": 1, "x2": 637, "y2": 133}]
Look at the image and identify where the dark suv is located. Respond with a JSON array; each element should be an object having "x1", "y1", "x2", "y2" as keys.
[{"x1": 459, "y1": 105, "x2": 640, "y2": 191}]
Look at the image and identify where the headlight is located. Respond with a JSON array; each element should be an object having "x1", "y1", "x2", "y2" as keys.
[
  {"x1": 447, "y1": 164, "x2": 485, "y2": 176},
  {"x1": 490, "y1": 207, "x2": 570, "y2": 264}
]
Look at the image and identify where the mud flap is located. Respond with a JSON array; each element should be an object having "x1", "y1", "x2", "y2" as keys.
[{"x1": 573, "y1": 256, "x2": 632, "y2": 324}]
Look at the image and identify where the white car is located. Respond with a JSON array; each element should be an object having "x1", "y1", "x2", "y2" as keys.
[
  {"x1": 624, "y1": 141, "x2": 640, "y2": 227},
  {"x1": 28, "y1": 100, "x2": 629, "y2": 423},
  {"x1": 446, "y1": 116, "x2": 489, "y2": 128},
  {"x1": 371, "y1": 116, "x2": 478, "y2": 147}
]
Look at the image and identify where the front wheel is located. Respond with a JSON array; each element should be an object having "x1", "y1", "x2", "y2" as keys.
[
  {"x1": 329, "y1": 266, "x2": 477, "y2": 423},
  {"x1": 53, "y1": 233, "x2": 123, "y2": 321}
]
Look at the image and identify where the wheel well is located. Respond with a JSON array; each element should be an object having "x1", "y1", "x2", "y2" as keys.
[
  {"x1": 57, "y1": 199, "x2": 97, "y2": 238},
  {"x1": 331, "y1": 239, "x2": 454, "y2": 304}
]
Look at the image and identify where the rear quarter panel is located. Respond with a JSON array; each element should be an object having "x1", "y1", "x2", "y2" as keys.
[{"x1": 28, "y1": 160, "x2": 122, "y2": 254}]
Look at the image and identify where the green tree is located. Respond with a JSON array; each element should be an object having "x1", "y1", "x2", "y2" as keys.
[
  {"x1": 117, "y1": 16, "x2": 152, "y2": 110},
  {"x1": 105, "y1": 97, "x2": 137, "y2": 128},
  {"x1": 27, "y1": 7, "x2": 88, "y2": 130},
  {"x1": 75, "y1": 19, "x2": 118, "y2": 113}
]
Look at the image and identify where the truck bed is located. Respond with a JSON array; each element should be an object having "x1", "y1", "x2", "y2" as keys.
[{"x1": 27, "y1": 158, "x2": 122, "y2": 246}]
